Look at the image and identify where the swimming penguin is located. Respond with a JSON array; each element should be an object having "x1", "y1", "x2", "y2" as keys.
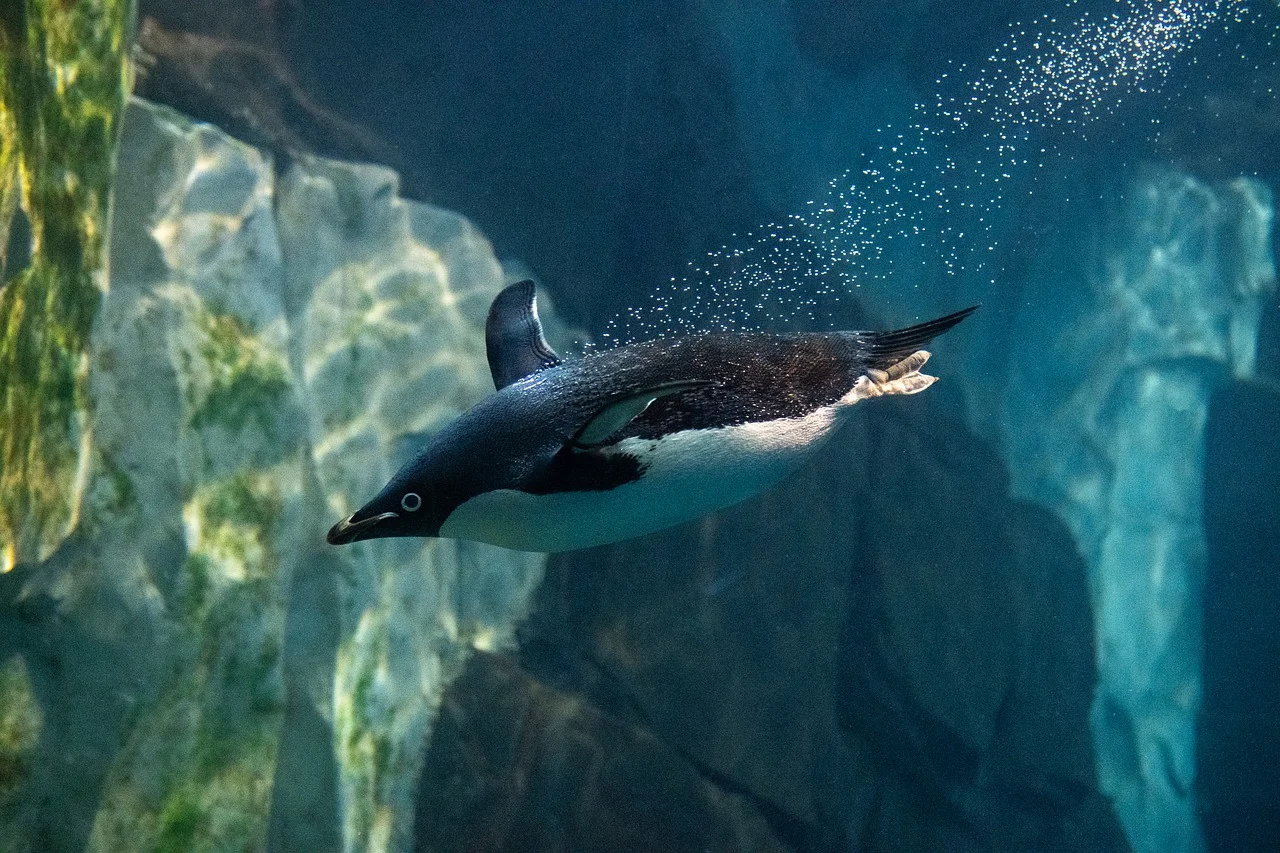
[{"x1": 327, "y1": 281, "x2": 975, "y2": 552}]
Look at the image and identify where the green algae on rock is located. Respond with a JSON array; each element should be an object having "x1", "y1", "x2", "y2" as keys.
[
  {"x1": 0, "y1": 656, "x2": 42, "y2": 851},
  {"x1": 0, "y1": 0, "x2": 136, "y2": 571}
]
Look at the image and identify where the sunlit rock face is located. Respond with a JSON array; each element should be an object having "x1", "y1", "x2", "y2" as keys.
[
  {"x1": 1003, "y1": 169, "x2": 1277, "y2": 853},
  {"x1": 6, "y1": 97, "x2": 546, "y2": 853}
]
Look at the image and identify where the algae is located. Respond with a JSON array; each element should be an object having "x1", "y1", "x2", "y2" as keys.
[
  {"x1": 188, "y1": 311, "x2": 291, "y2": 436},
  {"x1": 0, "y1": 0, "x2": 136, "y2": 571},
  {"x1": 0, "y1": 656, "x2": 42, "y2": 850},
  {"x1": 89, "y1": 485, "x2": 288, "y2": 853}
]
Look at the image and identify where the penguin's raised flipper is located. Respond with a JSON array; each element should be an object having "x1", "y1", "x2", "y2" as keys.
[
  {"x1": 571, "y1": 380, "x2": 712, "y2": 449},
  {"x1": 486, "y1": 280, "x2": 562, "y2": 390}
]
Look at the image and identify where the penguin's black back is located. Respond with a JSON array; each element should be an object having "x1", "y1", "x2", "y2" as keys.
[{"x1": 562, "y1": 305, "x2": 976, "y2": 441}]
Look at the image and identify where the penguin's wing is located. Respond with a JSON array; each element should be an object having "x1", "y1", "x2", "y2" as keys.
[
  {"x1": 570, "y1": 380, "x2": 713, "y2": 449},
  {"x1": 486, "y1": 280, "x2": 562, "y2": 390}
]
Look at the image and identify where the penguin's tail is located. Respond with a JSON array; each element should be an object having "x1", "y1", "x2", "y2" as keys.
[{"x1": 849, "y1": 305, "x2": 979, "y2": 370}]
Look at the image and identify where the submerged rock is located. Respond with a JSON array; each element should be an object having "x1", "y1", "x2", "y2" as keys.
[
  {"x1": 1199, "y1": 383, "x2": 1280, "y2": 851},
  {"x1": 414, "y1": 652, "x2": 791, "y2": 853},
  {"x1": 0, "y1": 0, "x2": 134, "y2": 573},
  {"x1": 507, "y1": 391, "x2": 1128, "y2": 851},
  {"x1": 1003, "y1": 168, "x2": 1277, "y2": 853},
  {"x1": 0, "y1": 656, "x2": 41, "y2": 851},
  {"x1": 3, "y1": 97, "x2": 549, "y2": 853}
]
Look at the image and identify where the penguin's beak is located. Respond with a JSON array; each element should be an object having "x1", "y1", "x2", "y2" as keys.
[{"x1": 326, "y1": 511, "x2": 399, "y2": 545}]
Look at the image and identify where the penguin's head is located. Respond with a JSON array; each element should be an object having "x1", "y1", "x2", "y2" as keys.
[{"x1": 326, "y1": 459, "x2": 455, "y2": 545}]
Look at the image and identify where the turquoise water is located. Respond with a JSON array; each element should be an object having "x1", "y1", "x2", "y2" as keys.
[{"x1": 1, "y1": 1, "x2": 1278, "y2": 851}]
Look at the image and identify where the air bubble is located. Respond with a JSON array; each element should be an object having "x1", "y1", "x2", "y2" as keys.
[{"x1": 597, "y1": 0, "x2": 1274, "y2": 346}]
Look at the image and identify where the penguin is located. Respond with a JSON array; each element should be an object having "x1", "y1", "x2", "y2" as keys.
[{"x1": 326, "y1": 280, "x2": 975, "y2": 552}]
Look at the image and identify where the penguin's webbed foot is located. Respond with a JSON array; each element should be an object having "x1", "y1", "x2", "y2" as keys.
[{"x1": 841, "y1": 350, "x2": 936, "y2": 405}]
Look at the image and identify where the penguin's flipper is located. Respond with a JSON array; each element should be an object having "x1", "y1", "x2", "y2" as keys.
[
  {"x1": 571, "y1": 380, "x2": 712, "y2": 449},
  {"x1": 486, "y1": 280, "x2": 562, "y2": 390}
]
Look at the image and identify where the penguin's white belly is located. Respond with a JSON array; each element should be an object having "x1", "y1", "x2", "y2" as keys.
[{"x1": 439, "y1": 404, "x2": 844, "y2": 552}]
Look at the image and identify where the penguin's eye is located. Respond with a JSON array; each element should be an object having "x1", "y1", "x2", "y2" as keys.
[{"x1": 400, "y1": 492, "x2": 422, "y2": 512}]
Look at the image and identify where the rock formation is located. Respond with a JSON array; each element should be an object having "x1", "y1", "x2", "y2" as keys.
[{"x1": 1, "y1": 97, "x2": 549, "y2": 853}]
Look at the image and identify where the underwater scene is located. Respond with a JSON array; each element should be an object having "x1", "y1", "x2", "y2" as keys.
[{"x1": 1, "y1": 1, "x2": 1278, "y2": 851}]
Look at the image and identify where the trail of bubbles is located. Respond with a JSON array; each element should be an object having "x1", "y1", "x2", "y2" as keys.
[{"x1": 600, "y1": 0, "x2": 1270, "y2": 345}]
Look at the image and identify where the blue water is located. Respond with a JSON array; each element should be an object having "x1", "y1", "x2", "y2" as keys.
[{"x1": 3, "y1": 1, "x2": 1278, "y2": 852}]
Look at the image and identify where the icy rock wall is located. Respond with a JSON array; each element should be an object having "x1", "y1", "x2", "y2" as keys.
[
  {"x1": 6, "y1": 97, "x2": 545, "y2": 853},
  {"x1": 1003, "y1": 169, "x2": 1276, "y2": 853}
]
